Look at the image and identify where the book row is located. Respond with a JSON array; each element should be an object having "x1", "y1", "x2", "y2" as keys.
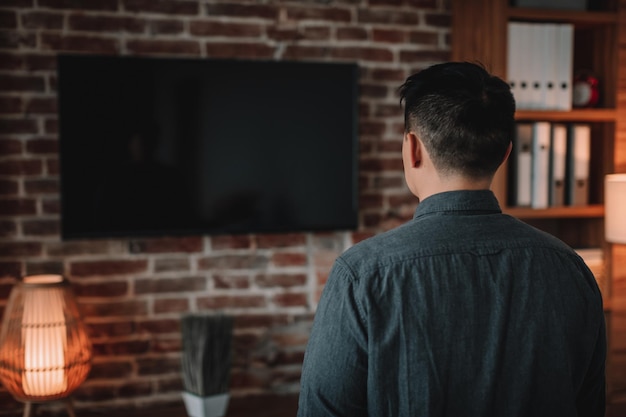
[
  {"x1": 508, "y1": 122, "x2": 591, "y2": 208},
  {"x1": 507, "y1": 22, "x2": 574, "y2": 110}
]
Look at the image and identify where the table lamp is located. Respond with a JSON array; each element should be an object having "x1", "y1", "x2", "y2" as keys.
[
  {"x1": 605, "y1": 174, "x2": 626, "y2": 244},
  {"x1": 0, "y1": 274, "x2": 92, "y2": 417}
]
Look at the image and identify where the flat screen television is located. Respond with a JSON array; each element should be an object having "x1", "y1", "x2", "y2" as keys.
[{"x1": 57, "y1": 54, "x2": 359, "y2": 240}]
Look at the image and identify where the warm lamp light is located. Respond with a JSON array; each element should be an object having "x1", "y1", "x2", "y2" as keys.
[
  {"x1": 605, "y1": 174, "x2": 626, "y2": 244},
  {"x1": 0, "y1": 274, "x2": 92, "y2": 417}
]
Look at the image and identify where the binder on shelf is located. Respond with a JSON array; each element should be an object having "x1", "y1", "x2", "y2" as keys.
[
  {"x1": 544, "y1": 23, "x2": 559, "y2": 110},
  {"x1": 507, "y1": 22, "x2": 522, "y2": 105},
  {"x1": 549, "y1": 123, "x2": 568, "y2": 206},
  {"x1": 531, "y1": 121, "x2": 551, "y2": 209},
  {"x1": 555, "y1": 24, "x2": 574, "y2": 111},
  {"x1": 510, "y1": 122, "x2": 533, "y2": 207},
  {"x1": 566, "y1": 123, "x2": 591, "y2": 206}
]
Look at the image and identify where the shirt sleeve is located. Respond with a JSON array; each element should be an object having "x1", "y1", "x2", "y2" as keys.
[{"x1": 297, "y1": 259, "x2": 368, "y2": 417}]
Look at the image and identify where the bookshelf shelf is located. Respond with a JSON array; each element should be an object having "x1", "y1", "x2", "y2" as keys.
[
  {"x1": 504, "y1": 204, "x2": 604, "y2": 219},
  {"x1": 515, "y1": 109, "x2": 617, "y2": 122},
  {"x1": 507, "y1": 8, "x2": 617, "y2": 25}
]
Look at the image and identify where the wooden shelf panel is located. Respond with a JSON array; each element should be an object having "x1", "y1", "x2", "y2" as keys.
[
  {"x1": 507, "y1": 8, "x2": 617, "y2": 25},
  {"x1": 503, "y1": 204, "x2": 605, "y2": 219},
  {"x1": 515, "y1": 109, "x2": 617, "y2": 122}
]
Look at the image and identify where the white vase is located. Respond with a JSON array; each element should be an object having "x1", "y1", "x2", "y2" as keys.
[{"x1": 182, "y1": 391, "x2": 230, "y2": 417}]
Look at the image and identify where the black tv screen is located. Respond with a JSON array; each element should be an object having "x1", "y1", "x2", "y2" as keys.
[{"x1": 57, "y1": 54, "x2": 359, "y2": 239}]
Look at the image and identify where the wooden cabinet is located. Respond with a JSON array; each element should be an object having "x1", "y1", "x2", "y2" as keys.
[{"x1": 451, "y1": 1, "x2": 626, "y2": 415}]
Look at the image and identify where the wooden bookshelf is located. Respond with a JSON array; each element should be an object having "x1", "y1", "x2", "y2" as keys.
[{"x1": 452, "y1": 1, "x2": 626, "y2": 415}]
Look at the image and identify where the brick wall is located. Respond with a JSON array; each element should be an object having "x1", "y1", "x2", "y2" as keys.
[{"x1": 0, "y1": 0, "x2": 450, "y2": 414}]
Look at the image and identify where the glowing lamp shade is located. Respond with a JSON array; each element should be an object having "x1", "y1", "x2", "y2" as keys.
[
  {"x1": 606, "y1": 174, "x2": 626, "y2": 244},
  {"x1": 0, "y1": 275, "x2": 92, "y2": 403}
]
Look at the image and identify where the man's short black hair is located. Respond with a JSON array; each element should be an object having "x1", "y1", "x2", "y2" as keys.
[{"x1": 399, "y1": 62, "x2": 516, "y2": 179}]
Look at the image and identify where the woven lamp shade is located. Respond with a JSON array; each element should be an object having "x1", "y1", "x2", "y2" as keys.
[
  {"x1": 0, "y1": 275, "x2": 92, "y2": 402},
  {"x1": 605, "y1": 174, "x2": 626, "y2": 244}
]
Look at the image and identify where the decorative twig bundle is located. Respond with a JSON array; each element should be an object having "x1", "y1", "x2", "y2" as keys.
[{"x1": 181, "y1": 314, "x2": 234, "y2": 397}]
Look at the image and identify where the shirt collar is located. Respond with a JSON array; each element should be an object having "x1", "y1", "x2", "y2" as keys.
[{"x1": 413, "y1": 190, "x2": 502, "y2": 219}]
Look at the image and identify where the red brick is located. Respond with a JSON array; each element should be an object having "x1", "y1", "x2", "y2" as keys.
[
  {"x1": 358, "y1": 9, "x2": 419, "y2": 25},
  {"x1": 82, "y1": 300, "x2": 149, "y2": 318},
  {"x1": 154, "y1": 257, "x2": 191, "y2": 272},
  {"x1": 0, "y1": 241, "x2": 42, "y2": 257},
  {"x1": 197, "y1": 294, "x2": 266, "y2": 309},
  {"x1": 234, "y1": 313, "x2": 290, "y2": 329},
  {"x1": 135, "y1": 276, "x2": 206, "y2": 294},
  {"x1": 24, "y1": 178, "x2": 59, "y2": 194},
  {"x1": 0, "y1": 30, "x2": 37, "y2": 49},
  {"x1": 213, "y1": 273, "x2": 250, "y2": 289},
  {"x1": 38, "y1": 0, "x2": 117, "y2": 11},
  {"x1": 0, "y1": 74, "x2": 46, "y2": 92},
  {"x1": 46, "y1": 240, "x2": 111, "y2": 256},
  {"x1": 0, "y1": 52, "x2": 23, "y2": 70},
  {"x1": 425, "y1": 12, "x2": 451, "y2": 27},
  {"x1": 351, "y1": 231, "x2": 375, "y2": 244},
  {"x1": 272, "y1": 292, "x2": 308, "y2": 308},
  {"x1": 271, "y1": 252, "x2": 307, "y2": 267},
  {"x1": 399, "y1": 49, "x2": 450, "y2": 63},
  {"x1": 0, "y1": 198, "x2": 37, "y2": 215},
  {"x1": 0, "y1": 11, "x2": 17, "y2": 29},
  {"x1": 0, "y1": 96, "x2": 22, "y2": 114},
  {"x1": 0, "y1": 159, "x2": 42, "y2": 176},
  {"x1": 70, "y1": 260, "x2": 149, "y2": 277},
  {"x1": 257, "y1": 233, "x2": 306, "y2": 248},
  {"x1": 41, "y1": 33, "x2": 119, "y2": 53},
  {"x1": 360, "y1": 155, "x2": 403, "y2": 172},
  {"x1": 137, "y1": 318, "x2": 180, "y2": 334},
  {"x1": 154, "y1": 297, "x2": 190, "y2": 313},
  {"x1": 91, "y1": 339, "x2": 151, "y2": 356},
  {"x1": 68, "y1": 14, "x2": 145, "y2": 33},
  {"x1": 358, "y1": 192, "x2": 384, "y2": 209},
  {"x1": 128, "y1": 236, "x2": 203, "y2": 254},
  {"x1": 23, "y1": 53, "x2": 57, "y2": 71},
  {"x1": 124, "y1": 0, "x2": 199, "y2": 15},
  {"x1": 373, "y1": 28, "x2": 407, "y2": 43},
  {"x1": 22, "y1": 219, "x2": 60, "y2": 236},
  {"x1": 190, "y1": 21, "x2": 262, "y2": 37},
  {"x1": 205, "y1": 42, "x2": 274, "y2": 59},
  {"x1": 331, "y1": 46, "x2": 394, "y2": 62},
  {"x1": 21, "y1": 11, "x2": 64, "y2": 29},
  {"x1": 42, "y1": 197, "x2": 59, "y2": 214},
  {"x1": 73, "y1": 281, "x2": 129, "y2": 298},
  {"x1": 89, "y1": 360, "x2": 134, "y2": 379},
  {"x1": 206, "y1": 3, "x2": 277, "y2": 20},
  {"x1": 137, "y1": 356, "x2": 181, "y2": 375},
  {"x1": 25, "y1": 137, "x2": 58, "y2": 154},
  {"x1": 337, "y1": 26, "x2": 368, "y2": 41},
  {"x1": 0, "y1": 261, "x2": 20, "y2": 279},
  {"x1": 0, "y1": 118, "x2": 38, "y2": 134},
  {"x1": 0, "y1": 138, "x2": 22, "y2": 155},
  {"x1": 409, "y1": 30, "x2": 439, "y2": 45},
  {"x1": 282, "y1": 44, "x2": 329, "y2": 60},
  {"x1": 256, "y1": 273, "x2": 307, "y2": 288},
  {"x1": 198, "y1": 254, "x2": 269, "y2": 270},
  {"x1": 211, "y1": 234, "x2": 253, "y2": 250},
  {"x1": 44, "y1": 117, "x2": 58, "y2": 134},
  {"x1": 359, "y1": 121, "x2": 387, "y2": 136},
  {"x1": 285, "y1": 6, "x2": 351, "y2": 22},
  {"x1": 360, "y1": 83, "x2": 388, "y2": 98},
  {"x1": 45, "y1": 156, "x2": 59, "y2": 174},
  {"x1": 0, "y1": 177, "x2": 19, "y2": 194},
  {"x1": 126, "y1": 39, "x2": 200, "y2": 55},
  {"x1": 147, "y1": 19, "x2": 184, "y2": 35},
  {"x1": 0, "y1": 220, "x2": 17, "y2": 237},
  {"x1": 85, "y1": 320, "x2": 135, "y2": 338},
  {"x1": 369, "y1": 67, "x2": 406, "y2": 81},
  {"x1": 24, "y1": 97, "x2": 57, "y2": 114},
  {"x1": 25, "y1": 260, "x2": 64, "y2": 275}
]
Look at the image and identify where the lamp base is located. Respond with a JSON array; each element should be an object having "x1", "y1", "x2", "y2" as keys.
[{"x1": 23, "y1": 397, "x2": 76, "y2": 417}]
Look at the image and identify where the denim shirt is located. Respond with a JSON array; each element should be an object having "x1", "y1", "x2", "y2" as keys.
[{"x1": 297, "y1": 190, "x2": 605, "y2": 417}]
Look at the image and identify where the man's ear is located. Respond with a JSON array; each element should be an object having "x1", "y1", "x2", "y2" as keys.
[
  {"x1": 502, "y1": 141, "x2": 513, "y2": 164},
  {"x1": 405, "y1": 131, "x2": 422, "y2": 168}
]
